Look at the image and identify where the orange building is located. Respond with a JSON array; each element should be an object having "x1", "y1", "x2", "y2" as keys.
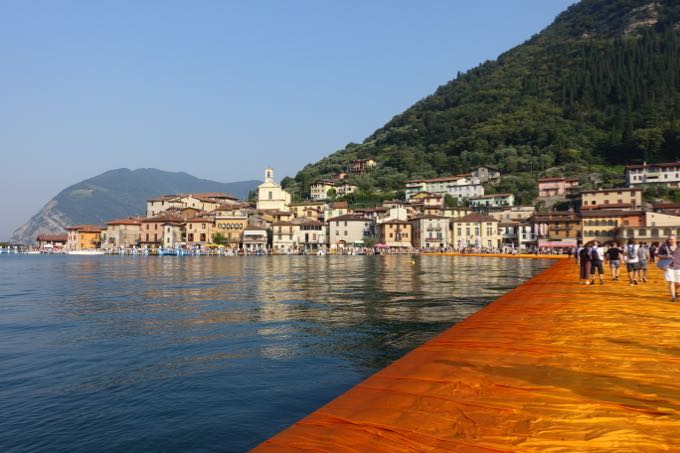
[{"x1": 66, "y1": 225, "x2": 103, "y2": 251}]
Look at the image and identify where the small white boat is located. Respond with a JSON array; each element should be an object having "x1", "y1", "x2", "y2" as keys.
[{"x1": 67, "y1": 250, "x2": 105, "y2": 256}]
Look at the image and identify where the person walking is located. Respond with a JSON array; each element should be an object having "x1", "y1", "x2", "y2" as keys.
[
  {"x1": 605, "y1": 242, "x2": 622, "y2": 281},
  {"x1": 638, "y1": 242, "x2": 650, "y2": 283},
  {"x1": 657, "y1": 235, "x2": 680, "y2": 302},
  {"x1": 624, "y1": 239, "x2": 640, "y2": 286},
  {"x1": 590, "y1": 240, "x2": 605, "y2": 285},
  {"x1": 579, "y1": 242, "x2": 593, "y2": 284}
]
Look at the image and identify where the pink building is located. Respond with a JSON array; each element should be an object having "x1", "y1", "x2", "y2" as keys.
[{"x1": 538, "y1": 177, "x2": 579, "y2": 198}]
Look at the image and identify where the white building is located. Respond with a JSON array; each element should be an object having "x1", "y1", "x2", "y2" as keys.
[
  {"x1": 327, "y1": 214, "x2": 372, "y2": 250},
  {"x1": 468, "y1": 193, "x2": 515, "y2": 209},
  {"x1": 447, "y1": 178, "x2": 485, "y2": 202},
  {"x1": 626, "y1": 162, "x2": 680, "y2": 188},
  {"x1": 257, "y1": 167, "x2": 292, "y2": 212}
]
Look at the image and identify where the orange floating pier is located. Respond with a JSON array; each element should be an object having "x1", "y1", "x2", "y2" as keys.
[{"x1": 254, "y1": 258, "x2": 680, "y2": 452}]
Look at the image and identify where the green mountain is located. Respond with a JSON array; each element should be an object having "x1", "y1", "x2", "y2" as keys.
[
  {"x1": 286, "y1": 0, "x2": 680, "y2": 201},
  {"x1": 11, "y1": 168, "x2": 259, "y2": 244}
]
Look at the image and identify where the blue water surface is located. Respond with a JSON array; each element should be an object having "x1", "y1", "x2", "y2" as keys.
[{"x1": 0, "y1": 255, "x2": 552, "y2": 452}]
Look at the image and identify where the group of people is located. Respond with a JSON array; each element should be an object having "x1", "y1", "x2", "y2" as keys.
[
  {"x1": 576, "y1": 240, "x2": 652, "y2": 286},
  {"x1": 576, "y1": 235, "x2": 680, "y2": 302}
]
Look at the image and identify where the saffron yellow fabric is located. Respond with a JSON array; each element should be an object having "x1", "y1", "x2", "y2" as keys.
[{"x1": 254, "y1": 259, "x2": 680, "y2": 452}]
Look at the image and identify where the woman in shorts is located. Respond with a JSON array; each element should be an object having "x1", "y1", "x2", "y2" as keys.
[{"x1": 658, "y1": 235, "x2": 680, "y2": 302}]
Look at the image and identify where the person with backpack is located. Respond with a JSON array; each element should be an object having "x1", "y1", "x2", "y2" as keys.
[
  {"x1": 624, "y1": 239, "x2": 640, "y2": 286},
  {"x1": 638, "y1": 242, "x2": 650, "y2": 283},
  {"x1": 590, "y1": 240, "x2": 605, "y2": 285},
  {"x1": 657, "y1": 234, "x2": 680, "y2": 302},
  {"x1": 579, "y1": 242, "x2": 593, "y2": 284}
]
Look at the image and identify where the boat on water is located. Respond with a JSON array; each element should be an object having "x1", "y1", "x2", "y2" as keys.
[{"x1": 67, "y1": 250, "x2": 105, "y2": 256}]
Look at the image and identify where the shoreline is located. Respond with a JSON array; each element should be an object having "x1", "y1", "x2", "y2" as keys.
[{"x1": 254, "y1": 258, "x2": 680, "y2": 451}]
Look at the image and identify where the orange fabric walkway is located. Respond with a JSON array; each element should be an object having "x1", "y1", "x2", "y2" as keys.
[{"x1": 254, "y1": 258, "x2": 680, "y2": 452}]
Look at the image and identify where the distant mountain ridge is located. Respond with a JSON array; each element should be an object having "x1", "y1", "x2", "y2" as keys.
[{"x1": 11, "y1": 168, "x2": 259, "y2": 244}]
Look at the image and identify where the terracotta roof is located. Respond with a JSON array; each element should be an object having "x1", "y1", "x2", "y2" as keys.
[
  {"x1": 147, "y1": 195, "x2": 177, "y2": 202},
  {"x1": 538, "y1": 176, "x2": 580, "y2": 183},
  {"x1": 106, "y1": 218, "x2": 142, "y2": 226},
  {"x1": 186, "y1": 217, "x2": 214, "y2": 223},
  {"x1": 330, "y1": 201, "x2": 349, "y2": 209},
  {"x1": 472, "y1": 193, "x2": 514, "y2": 199},
  {"x1": 66, "y1": 224, "x2": 103, "y2": 232},
  {"x1": 36, "y1": 234, "x2": 68, "y2": 242},
  {"x1": 406, "y1": 175, "x2": 466, "y2": 184},
  {"x1": 380, "y1": 219, "x2": 411, "y2": 225},
  {"x1": 654, "y1": 202, "x2": 680, "y2": 209},
  {"x1": 579, "y1": 188, "x2": 641, "y2": 194},
  {"x1": 328, "y1": 214, "x2": 368, "y2": 222},
  {"x1": 411, "y1": 215, "x2": 449, "y2": 220},
  {"x1": 191, "y1": 192, "x2": 237, "y2": 199},
  {"x1": 626, "y1": 162, "x2": 680, "y2": 170},
  {"x1": 581, "y1": 203, "x2": 634, "y2": 210},
  {"x1": 580, "y1": 210, "x2": 643, "y2": 218},
  {"x1": 453, "y1": 213, "x2": 499, "y2": 223},
  {"x1": 141, "y1": 215, "x2": 184, "y2": 223}
]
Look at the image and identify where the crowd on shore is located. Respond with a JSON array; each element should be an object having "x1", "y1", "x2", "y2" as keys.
[{"x1": 575, "y1": 235, "x2": 680, "y2": 302}]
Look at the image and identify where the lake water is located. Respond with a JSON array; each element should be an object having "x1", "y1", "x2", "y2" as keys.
[{"x1": 0, "y1": 255, "x2": 553, "y2": 452}]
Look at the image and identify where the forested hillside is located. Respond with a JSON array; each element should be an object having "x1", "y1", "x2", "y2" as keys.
[{"x1": 285, "y1": 0, "x2": 680, "y2": 199}]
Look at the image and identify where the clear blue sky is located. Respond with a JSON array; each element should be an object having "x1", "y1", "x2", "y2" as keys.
[{"x1": 0, "y1": 0, "x2": 576, "y2": 240}]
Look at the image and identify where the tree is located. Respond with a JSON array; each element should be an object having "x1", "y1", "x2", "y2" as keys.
[
  {"x1": 213, "y1": 232, "x2": 228, "y2": 246},
  {"x1": 444, "y1": 194, "x2": 459, "y2": 207},
  {"x1": 326, "y1": 188, "x2": 337, "y2": 200}
]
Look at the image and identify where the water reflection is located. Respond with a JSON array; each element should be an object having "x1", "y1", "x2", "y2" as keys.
[{"x1": 0, "y1": 255, "x2": 552, "y2": 452}]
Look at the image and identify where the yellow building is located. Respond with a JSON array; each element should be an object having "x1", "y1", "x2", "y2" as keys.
[
  {"x1": 185, "y1": 217, "x2": 215, "y2": 248},
  {"x1": 580, "y1": 188, "x2": 642, "y2": 210},
  {"x1": 377, "y1": 220, "x2": 412, "y2": 248},
  {"x1": 66, "y1": 225, "x2": 103, "y2": 251},
  {"x1": 451, "y1": 213, "x2": 500, "y2": 249}
]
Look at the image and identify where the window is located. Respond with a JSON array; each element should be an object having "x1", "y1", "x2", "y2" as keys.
[{"x1": 268, "y1": 191, "x2": 273, "y2": 200}]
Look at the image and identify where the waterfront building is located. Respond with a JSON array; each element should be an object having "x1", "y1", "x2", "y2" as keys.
[
  {"x1": 272, "y1": 221, "x2": 296, "y2": 252},
  {"x1": 580, "y1": 210, "x2": 644, "y2": 244},
  {"x1": 580, "y1": 188, "x2": 642, "y2": 211},
  {"x1": 347, "y1": 159, "x2": 376, "y2": 174},
  {"x1": 327, "y1": 214, "x2": 373, "y2": 250},
  {"x1": 530, "y1": 212, "x2": 581, "y2": 248},
  {"x1": 36, "y1": 234, "x2": 68, "y2": 251},
  {"x1": 451, "y1": 213, "x2": 501, "y2": 249},
  {"x1": 295, "y1": 219, "x2": 327, "y2": 251},
  {"x1": 185, "y1": 217, "x2": 215, "y2": 248},
  {"x1": 66, "y1": 225, "x2": 103, "y2": 251},
  {"x1": 410, "y1": 215, "x2": 450, "y2": 249},
  {"x1": 214, "y1": 210, "x2": 249, "y2": 248},
  {"x1": 377, "y1": 220, "x2": 412, "y2": 249},
  {"x1": 626, "y1": 162, "x2": 680, "y2": 188},
  {"x1": 102, "y1": 218, "x2": 142, "y2": 250},
  {"x1": 140, "y1": 215, "x2": 184, "y2": 246},
  {"x1": 537, "y1": 177, "x2": 580, "y2": 198},
  {"x1": 468, "y1": 193, "x2": 515, "y2": 209},
  {"x1": 498, "y1": 221, "x2": 535, "y2": 249},
  {"x1": 242, "y1": 225, "x2": 269, "y2": 252},
  {"x1": 257, "y1": 167, "x2": 291, "y2": 212}
]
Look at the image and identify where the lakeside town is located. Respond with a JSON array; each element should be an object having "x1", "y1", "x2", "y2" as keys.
[{"x1": 9, "y1": 160, "x2": 680, "y2": 256}]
